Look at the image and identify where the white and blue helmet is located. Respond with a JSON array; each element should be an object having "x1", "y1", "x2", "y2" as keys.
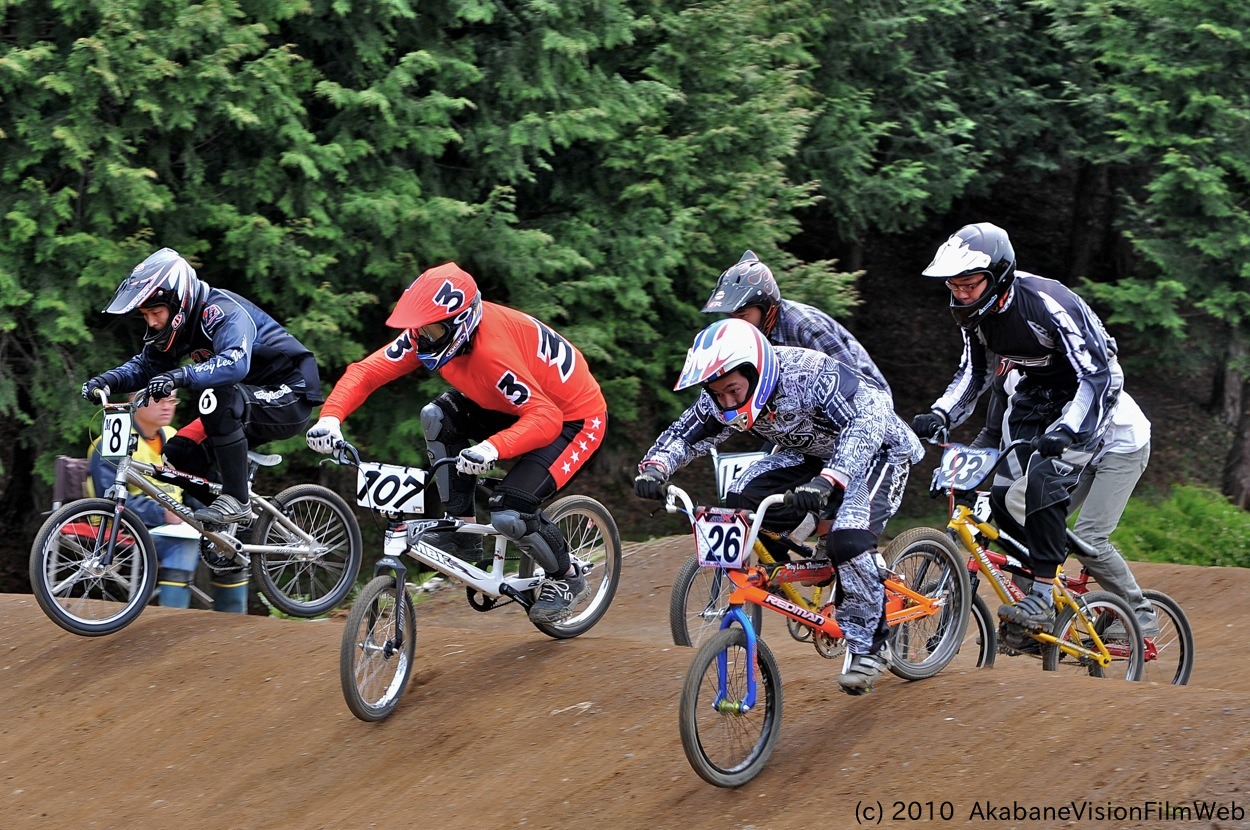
[{"x1": 675, "y1": 318, "x2": 779, "y2": 431}]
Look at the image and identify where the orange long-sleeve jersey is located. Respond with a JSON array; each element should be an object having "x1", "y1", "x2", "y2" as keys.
[{"x1": 321, "y1": 303, "x2": 606, "y2": 458}]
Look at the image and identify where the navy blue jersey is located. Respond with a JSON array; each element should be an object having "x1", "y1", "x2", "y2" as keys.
[{"x1": 108, "y1": 287, "x2": 323, "y2": 402}]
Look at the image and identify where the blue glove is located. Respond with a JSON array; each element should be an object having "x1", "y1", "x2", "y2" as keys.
[
  {"x1": 633, "y1": 466, "x2": 668, "y2": 501},
  {"x1": 789, "y1": 475, "x2": 835, "y2": 513},
  {"x1": 911, "y1": 412, "x2": 947, "y2": 439},
  {"x1": 1036, "y1": 428, "x2": 1074, "y2": 458},
  {"x1": 81, "y1": 376, "x2": 111, "y2": 403}
]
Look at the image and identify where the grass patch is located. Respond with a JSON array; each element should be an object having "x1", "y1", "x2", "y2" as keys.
[{"x1": 1114, "y1": 484, "x2": 1250, "y2": 568}]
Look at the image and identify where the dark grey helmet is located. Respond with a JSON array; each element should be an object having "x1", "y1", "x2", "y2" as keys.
[
  {"x1": 701, "y1": 250, "x2": 782, "y2": 333},
  {"x1": 105, "y1": 248, "x2": 206, "y2": 352}
]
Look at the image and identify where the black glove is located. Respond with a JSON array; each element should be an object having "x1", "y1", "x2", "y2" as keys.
[
  {"x1": 789, "y1": 475, "x2": 835, "y2": 513},
  {"x1": 911, "y1": 412, "x2": 947, "y2": 439},
  {"x1": 81, "y1": 375, "x2": 112, "y2": 403},
  {"x1": 633, "y1": 467, "x2": 668, "y2": 500},
  {"x1": 1036, "y1": 428, "x2": 1074, "y2": 458},
  {"x1": 145, "y1": 370, "x2": 186, "y2": 403}
]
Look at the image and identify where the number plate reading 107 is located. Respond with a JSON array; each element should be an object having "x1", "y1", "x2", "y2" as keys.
[
  {"x1": 356, "y1": 462, "x2": 427, "y2": 513},
  {"x1": 100, "y1": 411, "x2": 134, "y2": 459},
  {"x1": 693, "y1": 507, "x2": 751, "y2": 569}
]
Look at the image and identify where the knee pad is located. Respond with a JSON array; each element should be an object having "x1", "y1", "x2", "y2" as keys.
[
  {"x1": 830, "y1": 529, "x2": 878, "y2": 566},
  {"x1": 422, "y1": 397, "x2": 472, "y2": 506},
  {"x1": 490, "y1": 508, "x2": 567, "y2": 575},
  {"x1": 1025, "y1": 457, "x2": 1080, "y2": 515},
  {"x1": 198, "y1": 385, "x2": 245, "y2": 436}
]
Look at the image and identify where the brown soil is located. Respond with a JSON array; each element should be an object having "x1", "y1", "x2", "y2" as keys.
[{"x1": 2, "y1": 545, "x2": 1247, "y2": 830}]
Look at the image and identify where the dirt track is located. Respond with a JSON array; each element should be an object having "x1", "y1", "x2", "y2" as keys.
[{"x1": 3, "y1": 541, "x2": 1248, "y2": 830}]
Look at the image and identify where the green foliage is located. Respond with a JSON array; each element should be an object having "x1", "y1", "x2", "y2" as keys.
[{"x1": 1114, "y1": 484, "x2": 1250, "y2": 568}]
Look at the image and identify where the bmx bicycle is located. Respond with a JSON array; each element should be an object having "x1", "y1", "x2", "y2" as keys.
[
  {"x1": 335, "y1": 443, "x2": 622, "y2": 722},
  {"x1": 30, "y1": 393, "x2": 363, "y2": 636}
]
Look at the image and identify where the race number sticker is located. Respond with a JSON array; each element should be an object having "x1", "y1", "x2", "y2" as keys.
[
  {"x1": 693, "y1": 506, "x2": 751, "y2": 569},
  {"x1": 356, "y1": 462, "x2": 427, "y2": 513},
  {"x1": 936, "y1": 446, "x2": 1000, "y2": 491},
  {"x1": 714, "y1": 450, "x2": 767, "y2": 502},
  {"x1": 100, "y1": 410, "x2": 134, "y2": 459}
]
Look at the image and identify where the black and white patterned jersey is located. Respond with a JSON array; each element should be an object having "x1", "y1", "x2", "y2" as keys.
[
  {"x1": 771, "y1": 299, "x2": 891, "y2": 396},
  {"x1": 932, "y1": 272, "x2": 1120, "y2": 447},
  {"x1": 642, "y1": 346, "x2": 921, "y2": 483}
]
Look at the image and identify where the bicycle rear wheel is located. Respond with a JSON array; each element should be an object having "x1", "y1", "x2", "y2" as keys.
[
  {"x1": 29, "y1": 499, "x2": 157, "y2": 636},
  {"x1": 883, "y1": 526, "x2": 971, "y2": 681},
  {"x1": 1141, "y1": 590, "x2": 1194, "y2": 685},
  {"x1": 1043, "y1": 589, "x2": 1144, "y2": 680},
  {"x1": 522, "y1": 494, "x2": 622, "y2": 639},
  {"x1": 678, "y1": 627, "x2": 782, "y2": 788},
  {"x1": 340, "y1": 575, "x2": 416, "y2": 722},
  {"x1": 251, "y1": 484, "x2": 363, "y2": 617},
  {"x1": 952, "y1": 592, "x2": 996, "y2": 670},
  {"x1": 669, "y1": 552, "x2": 764, "y2": 648}
]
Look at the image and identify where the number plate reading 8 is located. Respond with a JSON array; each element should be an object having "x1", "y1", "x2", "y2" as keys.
[
  {"x1": 936, "y1": 446, "x2": 1000, "y2": 491},
  {"x1": 356, "y1": 462, "x2": 427, "y2": 513},
  {"x1": 693, "y1": 507, "x2": 750, "y2": 569},
  {"x1": 100, "y1": 411, "x2": 134, "y2": 459}
]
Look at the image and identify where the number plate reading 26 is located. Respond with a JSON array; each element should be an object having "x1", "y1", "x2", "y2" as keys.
[
  {"x1": 356, "y1": 463, "x2": 427, "y2": 513},
  {"x1": 693, "y1": 506, "x2": 751, "y2": 569},
  {"x1": 100, "y1": 410, "x2": 134, "y2": 460},
  {"x1": 936, "y1": 446, "x2": 1000, "y2": 492}
]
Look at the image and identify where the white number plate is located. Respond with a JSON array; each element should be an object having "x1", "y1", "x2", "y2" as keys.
[
  {"x1": 936, "y1": 446, "x2": 1000, "y2": 491},
  {"x1": 713, "y1": 451, "x2": 767, "y2": 502},
  {"x1": 356, "y1": 462, "x2": 427, "y2": 512},
  {"x1": 693, "y1": 507, "x2": 750, "y2": 569},
  {"x1": 100, "y1": 411, "x2": 134, "y2": 459}
]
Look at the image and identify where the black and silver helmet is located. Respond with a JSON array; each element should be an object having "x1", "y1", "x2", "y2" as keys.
[
  {"x1": 921, "y1": 223, "x2": 1017, "y2": 329},
  {"x1": 701, "y1": 250, "x2": 782, "y2": 334},
  {"x1": 105, "y1": 248, "x2": 206, "y2": 352}
]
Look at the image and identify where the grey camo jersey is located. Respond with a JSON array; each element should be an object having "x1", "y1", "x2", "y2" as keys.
[
  {"x1": 771, "y1": 299, "x2": 891, "y2": 395},
  {"x1": 642, "y1": 347, "x2": 921, "y2": 481}
]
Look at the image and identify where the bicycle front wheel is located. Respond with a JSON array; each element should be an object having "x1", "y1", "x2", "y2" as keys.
[
  {"x1": 669, "y1": 552, "x2": 764, "y2": 648},
  {"x1": 1141, "y1": 589, "x2": 1194, "y2": 686},
  {"x1": 679, "y1": 627, "x2": 782, "y2": 788},
  {"x1": 883, "y1": 526, "x2": 971, "y2": 681},
  {"x1": 520, "y1": 494, "x2": 622, "y2": 639},
  {"x1": 29, "y1": 499, "x2": 157, "y2": 636},
  {"x1": 340, "y1": 575, "x2": 416, "y2": 722},
  {"x1": 1043, "y1": 589, "x2": 1144, "y2": 680},
  {"x1": 251, "y1": 484, "x2": 363, "y2": 617}
]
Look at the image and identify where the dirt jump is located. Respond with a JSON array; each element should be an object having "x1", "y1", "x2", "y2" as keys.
[{"x1": 2, "y1": 539, "x2": 1247, "y2": 830}]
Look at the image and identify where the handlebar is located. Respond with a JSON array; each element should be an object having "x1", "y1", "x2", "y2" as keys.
[{"x1": 661, "y1": 482, "x2": 788, "y2": 554}]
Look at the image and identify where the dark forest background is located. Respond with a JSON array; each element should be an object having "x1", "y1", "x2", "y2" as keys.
[{"x1": 3, "y1": 0, "x2": 1248, "y2": 589}]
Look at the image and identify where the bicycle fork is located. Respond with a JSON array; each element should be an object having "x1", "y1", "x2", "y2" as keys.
[{"x1": 715, "y1": 605, "x2": 763, "y2": 714}]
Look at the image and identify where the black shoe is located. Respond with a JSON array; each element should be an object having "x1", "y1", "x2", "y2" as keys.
[
  {"x1": 528, "y1": 568, "x2": 589, "y2": 623},
  {"x1": 998, "y1": 593, "x2": 1056, "y2": 633},
  {"x1": 416, "y1": 529, "x2": 484, "y2": 562},
  {"x1": 193, "y1": 494, "x2": 251, "y2": 525}
]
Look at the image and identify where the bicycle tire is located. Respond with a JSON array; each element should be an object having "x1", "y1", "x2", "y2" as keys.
[
  {"x1": 1141, "y1": 589, "x2": 1194, "y2": 686},
  {"x1": 520, "y1": 495, "x2": 622, "y2": 639},
  {"x1": 669, "y1": 552, "x2": 764, "y2": 648},
  {"x1": 882, "y1": 526, "x2": 972, "y2": 681},
  {"x1": 1042, "y1": 589, "x2": 1145, "y2": 680},
  {"x1": 251, "y1": 484, "x2": 363, "y2": 617},
  {"x1": 678, "y1": 627, "x2": 783, "y2": 788},
  {"x1": 340, "y1": 575, "x2": 416, "y2": 722},
  {"x1": 963, "y1": 592, "x2": 996, "y2": 669},
  {"x1": 29, "y1": 498, "x2": 157, "y2": 636}
]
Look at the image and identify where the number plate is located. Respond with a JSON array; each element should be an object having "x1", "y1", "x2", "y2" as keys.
[
  {"x1": 693, "y1": 506, "x2": 751, "y2": 569},
  {"x1": 356, "y1": 462, "x2": 427, "y2": 512},
  {"x1": 713, "y1": 451, "x2": 767, "y2": 502},
  {"x1": 100, "y1": 411, "x2": 134, "y2": 459},
  {"x1": 936, "y1": 446, "x2": 1000, "y2": 491}
]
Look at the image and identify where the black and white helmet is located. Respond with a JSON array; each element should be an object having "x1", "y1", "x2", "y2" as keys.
[
  {"x1": 921, "y1": 223, "x2": 1016, "y2": 329},
  {"x1": 701, "y1": 250, "x2": 782, "y2": 334},
  {"x1": 104, "y1": 248, "x2": 206, "y2": 352}
]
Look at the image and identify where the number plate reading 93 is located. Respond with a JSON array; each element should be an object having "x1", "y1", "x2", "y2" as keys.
[
  {"x1": 356, "y1": 463, "x2": 426, "y2": 513},
  {"x1": 693, "y1": 507, "x2": 751, "y2": 569},
  {"x1": 936, "y1": 446, "x2": 1000, "y2": 491}
]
